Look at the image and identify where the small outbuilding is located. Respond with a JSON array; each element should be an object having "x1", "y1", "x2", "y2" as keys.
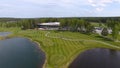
[{"x1": 94, "y1": 27, "x2": 112, "y2": 35}]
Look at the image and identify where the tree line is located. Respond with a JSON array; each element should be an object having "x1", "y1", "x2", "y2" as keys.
[{"x1": 0, "y1": 17, "x2": 120, "y2": 41}]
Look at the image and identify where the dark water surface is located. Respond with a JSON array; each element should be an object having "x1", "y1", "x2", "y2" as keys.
[
  {"x1": 69, "y1": 48, "x2": 120, "y2": 68},
  {"x1": 0, "y1": 38, "x2": 45, "y2": 68}
]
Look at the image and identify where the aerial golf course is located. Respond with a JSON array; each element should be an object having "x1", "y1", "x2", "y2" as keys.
[{"x1": 0, "y1": 27, "x2": 120, "y2": 68}]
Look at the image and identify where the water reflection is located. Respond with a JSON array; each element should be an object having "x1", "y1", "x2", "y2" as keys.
[
  {"x1": 69, "y1": 48, "x2": 120, "y2": 68},
  {"x1": 0, "y1": 32, "x2": 11, "y2": 36},
  {"x1": 0, "y1": 38, "x2": 45, "y2": 68}
]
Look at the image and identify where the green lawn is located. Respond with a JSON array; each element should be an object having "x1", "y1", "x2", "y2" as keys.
[
  {"x1": 1, "y1": 27, "x2": 120, "y2": 68},
  {"x1": 91, "y1": 22, "x2": 105, "y2": 27}
]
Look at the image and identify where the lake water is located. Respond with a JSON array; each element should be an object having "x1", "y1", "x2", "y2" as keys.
[
  {"x1": 0, "y1": 38, "x2": 45, "y2": 68},
  {"x1": 0, "y1": 32, "x2": 11, "y2": 36},
  {"x1": 69, "y1": 48, "x2": 120, "y2": 68}
]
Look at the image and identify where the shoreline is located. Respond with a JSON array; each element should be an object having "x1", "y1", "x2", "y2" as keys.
[
  {"x1": 2, "y1": 31, "x2": 120, "y2": 68},
  {"x1": 0, "y1": 35, "x2": 47, "y2": 68},
  {"x1": 27, "y1": 37, "x2": 47, "y2": 68}
]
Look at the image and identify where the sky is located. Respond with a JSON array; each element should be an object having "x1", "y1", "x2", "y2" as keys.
[{"x1": 0, "y1": 0, "x2": 120, "y2": 18}]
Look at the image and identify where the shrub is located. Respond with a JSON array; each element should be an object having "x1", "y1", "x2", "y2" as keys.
[{"x1": 101, "y1": 28, "x2": 109, "y2": 36}]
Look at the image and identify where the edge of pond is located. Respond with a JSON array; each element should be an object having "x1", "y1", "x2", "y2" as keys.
[
  {"x1": 0, "y1": 35, "x2": 47, "y2": 68},
  {"x1": 4, "y1": 33, "x2": 120, "y2": 68},
  {"x1": 26, "y1": 37, "x2": 47, "y2": 68}
]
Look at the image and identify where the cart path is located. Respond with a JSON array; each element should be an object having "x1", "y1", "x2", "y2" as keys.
[{"x1": 45, "y1": 32, "x2": 120, "y2": 49}]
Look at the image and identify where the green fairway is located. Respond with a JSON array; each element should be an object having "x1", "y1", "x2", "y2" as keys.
[
  {"x1": 91, "y1": 22, "x2": 105, "y2": 27},
  {"x1": 1, "y1": 28, "x2": 120, "y2": 68}
]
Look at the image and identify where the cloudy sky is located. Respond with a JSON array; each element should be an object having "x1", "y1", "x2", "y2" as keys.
[{"x1": 0, "y1": 0, "x2": 120, "y2": 18}]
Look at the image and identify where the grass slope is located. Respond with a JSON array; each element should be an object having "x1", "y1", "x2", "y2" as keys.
[{"x1": 1, "y1": 28, "x2": 120, "y2": 68}]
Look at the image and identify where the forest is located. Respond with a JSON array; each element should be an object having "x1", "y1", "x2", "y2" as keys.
[
  {"x1": 0, "y1": 17, "x2": 120, "y2": 41},
  {"x1": 0, "y1": 17, "x2": 120, "y2": 68},
  {"x1": 0, "y1": 17, "x2": 120, "y2": 28}
]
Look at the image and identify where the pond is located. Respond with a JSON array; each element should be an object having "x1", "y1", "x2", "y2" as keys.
[
  {"x1": 0, "y1": 32, "x2": 11, "y2": 36},
  {"x1": 0, "y1": 38, "x2": 45, "y2": 68},
  {"x1": 69, "y1": 48, "x2": 120, "y2": 68}
]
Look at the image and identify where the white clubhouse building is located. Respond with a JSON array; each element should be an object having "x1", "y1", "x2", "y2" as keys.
[{"x1": 37, "y1": 22, "x2": 60, "y2": 30}]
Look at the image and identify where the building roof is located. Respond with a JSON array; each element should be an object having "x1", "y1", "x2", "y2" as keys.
[{"x1": 38, "y1": 22, "x2": 60, "y2": 26}]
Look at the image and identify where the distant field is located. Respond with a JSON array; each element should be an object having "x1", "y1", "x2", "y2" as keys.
[{"x1": 1, "y1": 27, "x2": 120, "y2": 68}]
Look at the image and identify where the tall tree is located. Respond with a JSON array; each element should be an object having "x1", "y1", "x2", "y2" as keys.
[{"x1": 107, "y1": 20, "x2": 120, "y2": 41}]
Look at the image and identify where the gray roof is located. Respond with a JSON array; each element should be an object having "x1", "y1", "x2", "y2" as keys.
[{"x1": 38, "y1": 22, "x2": 60, "y2": 26}]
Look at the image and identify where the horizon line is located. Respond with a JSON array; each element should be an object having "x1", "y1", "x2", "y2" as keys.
[{"x1": 0, "y1": 16, "x2": 120, "y2": 18}]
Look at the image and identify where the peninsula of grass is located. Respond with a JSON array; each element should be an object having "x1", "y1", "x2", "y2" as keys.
[{"x1": 1, "y1": 27, "x2": 120, "y2": 68}]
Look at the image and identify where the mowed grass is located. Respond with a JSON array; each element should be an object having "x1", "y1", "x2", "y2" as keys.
[
  {"x1": 1, "y1": 27, "x2": 120, "y2": 68},
  {"x1": 91, "y1": 22, "x2": 100, "y2": 27},
  {"x1": 91, "y1": 22, "x2": 105, "y2": 27}
]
